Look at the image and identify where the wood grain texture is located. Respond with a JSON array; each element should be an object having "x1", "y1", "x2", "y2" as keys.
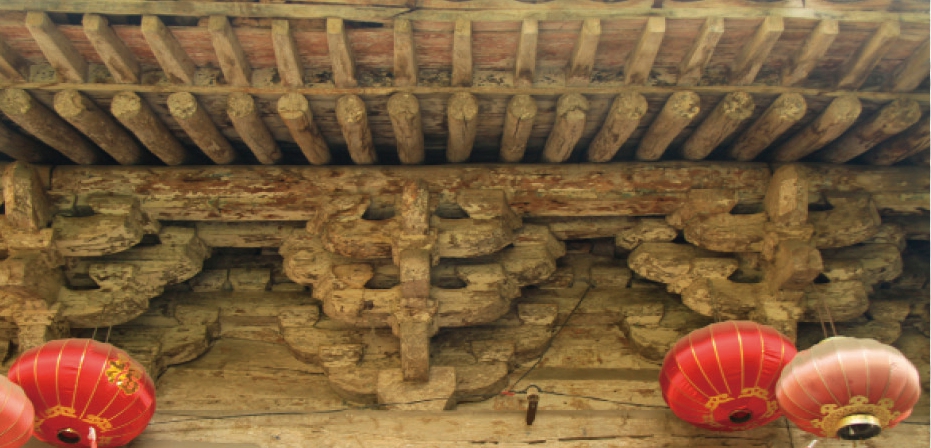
[
  {"x1": 625, "y1": 17, "x2": 665, "y2": 86},
  {"x1": 542, "y1": 93, "x2": 589, "y2": 163},
  {"x1": 141, "y1": 15, "x2": 196, "y2": 85},
  {"x1": 836, "y1": 21, "x2": 900, "y2": 90},
  {"x1": 728, "y1": 93, "x2": 806, "y2": 161},
  {"x1": 336, "y1": 94, "x2": 376, "y2": 165},
  {"x1": 393, "y1": 19, "x2": 418, "y2": 88},
  {"x1": 860, "y1": 117, "x2": 930, "y2": 165},
  {"x1": 83, "y1": 14, "x2": 140, "y2": 84},
  {"x1": 587, "y1": 92, "x2": 647, "y2": 163},
  {"x1": 0, "y1": 38, "x2": 28, "y2": 82},
  {"x1": 446, "y1": 92, "x2": 479, "y2": 163},
  {"x1": 681, "y1": 91, "x2": 754, "y2": 160},
  {"x1": 884, "y1": 39, "x2": 930, "y2": 92},
  {"x1": 770, "y1": 95, "x2": 862, "y2": 162},
  {"x1": 25, "y1": 11, "x2": 87, "y2": 83},
  {"x1": 499, "y1": 94, "x2": 537, "y2": 163},
  {"x1": 327, "y1": 18, "x2": 357, "y2": 88},
  {"x1": 781, "y1": 19, "x2": 838, "y2": 87},
  {"x1": 53, "y1": 89, "x2": 144, "y2": 165},
  {"x1": 677, "y1": 17, "x2": 723, "y2": 87},
  {"x1": 167, "y1": 91, "x2": 237, "y2": 164},
  {"x1": 0, "y1": 121, "x2": 52, "y2": 163},
  {"x1": 451, "y1": 19, "x2": 472, "y2": 88},
  {"x1": 0, "y1": 88, "x2": 101, "y2": 164},
  {"x1": 565, "y1": 19, "x2": 601, "y2": 87},
  {"x1": 111, "y1": 91, "x2": 187, "y2": 166},
  {"x1": 208, "y1": 15, "x2": 253, "y2": 87},
  {"x1": 271, "y1": 20, "x2": 304, "y2": 88},
  {"x1": 514, "y1": 19, "x2": 538, "y2": 88},
  {"x1": 227, "y1": 92, "x2": 281, "y2": 165},
  {"x1": 817, "y1": 98, "x2": 922, "y2": 163},
  {"x1": 277, "y1": 93, "x2": 330, "y2": 165},
  {"x1": 387, "y1": 92, "x2": 424, "y2": 164},
  {"x1": 636, "y1": 91, "x2": 700, "y2": 161},
  {"x1": 729, "y1": 16, "x2": 783, "y2": 86}
]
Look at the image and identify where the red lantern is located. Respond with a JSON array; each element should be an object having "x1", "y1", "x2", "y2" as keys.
[
  {"x1": 0, "y1": 374, "x2": 34, "y2": 448},
  {"x1": 776, "y1": 337, "x2": 921, "y2": 440},
  {"x1": 8, "y1": 339, "x2": 156, "y2": 448},
  {"x1": 660, "y1": 321, "x2": 797, "y2": 431}
]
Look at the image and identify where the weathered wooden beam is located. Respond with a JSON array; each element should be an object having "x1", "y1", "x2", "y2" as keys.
[
  {"x1": 208, "y1": 16, "x2": 252, "y2": 87},
  {"x1": 53, "y1": 89, "x2": 144, "y2": 165},
  {"x1": 816, "y1": 98, "x2": 921, "y2": 163},
  {"x1": 499, "y1": 95, "x2": 537, "y2": 163},
  {"x1": 336, "y1": 94, "x2": 377, "y2": 165},
  {"x1": 277, "y1": 93, "x2": 330, "y2": 165},
  {"x1": 111, "y1": 91, "x2": 187, "y2": 166},
  {"x1": 228, "y1": 93, "x2": 281, "y2": 165},
  {"x1": 728, "y1": 93, "x2": 806, "y2": 161},
  {"x1": 566, "y1": 19, "x2": 601, "y2": 87},
  {"x1": 587, "y1": 92, "x2": 647, "y2": 162},
  {"x1": 271, "y1": 20, "x2": 304, "y2": 88},
  {"x1": 636, "y1": 91, "x2": 700, "y2": 161},
  {"x1": 625, "y1": 17, "x2": 665, "y2": 86},
  {"x1": 0, "y1": 88, "x2": 101, "y2": 164},
  {"x1": 451, "y1": 19, "x2": 472, "y2": 88},
  {"x1": 542, "y1": 93, "x2": 589, "y2": 163},
  {"x1": 0, "y1": 38, "x2": 28, "y2": 82},
  {"x1": 860, "y1": 117, "x2": 930, "y2": 166},
  {"x1": 884, "y1": 39, "x2": 930, "y2": 93},
  {"x1": 836, "y1": 21, "x2": 900, "y2": 90},
  {"x1": 167, "y1": 91, "x2": 237, "y2": 164},
  {"x1": 446, "y1": 92, "x2": 479, "y2": 163},
  {"x1": 83, "y1": 14, "x2": 140, "y2": 84},
  {"x1": 770, "y1": 95, "x2": 861, "y2": 162},
  {"x1": 393, "y1": 19, "x2": 418, "y2": 88},
  {"x1": 0, "y1": 122, "x2": 51, "y2": 163},
  {"x1": 515, "y1": 19, "x2": 538, "y2": 88},
  {"x1": 141, "y1": 15, "x2": 196, "y2": 85},
  {"x1": 681, "y1": 91, "x2": 754, "y2": 160},
  {"x1": 781, "y1": 19, "x2": 839, "y2": 86},
  {"x1": 387, "y1": 92, "x2": 424, "y2": 164},
  {"x1": 677, "y1": 17, "x2": 724, "y2": 87},
  {"x1": 326, "y1": 18, "x2": 358, "y2": 88},
  {"x1": 730, "y1": 16, "x2": 783, "y2": 86},
  {"x1": 25, "y1": 11, "x2": 87, "y2": 83}
]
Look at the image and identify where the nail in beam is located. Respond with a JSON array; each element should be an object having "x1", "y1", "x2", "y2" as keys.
[
  {"x1": 587, "y1": 92, "x2": 647, "y2": 163},
  {"x1": 816, "y1": 99, "x2": 921, "y2": 163},
  {"x1": 83, "y1": 14, "x2": 140, "y2": 84},
  {"x1": 277, "y1": 93, "x2": 330, "y2": 165},
  {"x1": 111, "y1": 91, "x2": 188, "y2": 165},
  {"x1": 770, "y1": 95, "x2": 861, "y2": 162},
  {"x1": 53, "y1": 89, "x2": 144, "y2": 165},
  {"x1": 728, "y1": 93, "x2": 806, "y2": 162},
  {"x1": 336, "y1": 95, "x2": 377, "y2": 165},
  {"x1": 141, "y1": 15, "x2": 196, "y2": 85},
  {"x1": 542, "y1": 94, "x2": 589, "y2": 163},
  {"x1": 228, "y1": 93, "x2": 282, "y2": 165},
  {"x1": 0, "y1": 88, "x2": 102, "y2": 164},
  {"x1": 860, "y1": 117, "x2": 930, "y2": 166},
  {"x1": 446, "y1": 92, "x2": 479, "y2": 163},
  {"x1": 499, "y1": 95, "x2": 537, "y2": 163},
  {"x1": 636, "y1": 91, "x2": 700, "y2": 161},
  {"x1": 25, "y1": 12, "x2": 87, "y2": 83},
  {"x1": 167, "y1": 91, "x2": 237, "y2": 164},
  {"x1": 388, "y1": 92, "x2": 424, "y2": 165},
  {"x1": 681, "y1": 91, "x2": 754, "y2": 161}
]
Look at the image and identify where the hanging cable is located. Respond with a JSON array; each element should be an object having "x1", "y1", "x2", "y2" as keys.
[{"x1": 105, "y1": 325, "x2": 113, "y2": 344}]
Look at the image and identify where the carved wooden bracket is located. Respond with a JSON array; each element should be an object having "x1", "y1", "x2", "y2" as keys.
[{"x1": 53, "y1": 194, "x2": 160, "y2": 257}]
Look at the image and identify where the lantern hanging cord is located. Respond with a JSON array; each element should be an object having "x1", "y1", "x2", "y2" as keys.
[
  {"x1": 818, "y1": 291, "x2": 838, "y2": 338},
  {"x1": 815, "y1": 296, "x2": 829, "y2": 339},
  {"x1": 105, "y1": 325, "x2": 113, "y2": 343}
]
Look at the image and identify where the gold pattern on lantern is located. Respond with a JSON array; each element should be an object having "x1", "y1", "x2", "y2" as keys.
[
  {"x1": 82, "y1": 414, "x2": 113, "y2": 431},
  {"x1": 34, "y1": 405, "x2": 77, "y2": 429},
  {"x1": 704, "y1": 393, "x2": 734, "y2": 411},
  {"x1": 105, "y1": 356, "x2": 142, "y2": 395},
  {"x1": 811, "y1": 396, "x2": 900, "y2": 436}
]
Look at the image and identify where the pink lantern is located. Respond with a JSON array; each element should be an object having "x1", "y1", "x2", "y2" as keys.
[{"x1": 0, "y1": 373, "x2": 34, "y2": 448}]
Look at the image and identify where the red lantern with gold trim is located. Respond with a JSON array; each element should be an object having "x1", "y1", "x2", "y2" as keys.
[
  {"x1": 776, "y1": 337, "x2": 921, "y2": 441},
  {"x1": 8, "y1": 339, "x2": 156, "y2": 448},
  {"x1": 660, "y1": 321, "x2": 797, "y2": 431},
  {"x1": 0, "y1": 373, "x2": 34, "y2": 448}
]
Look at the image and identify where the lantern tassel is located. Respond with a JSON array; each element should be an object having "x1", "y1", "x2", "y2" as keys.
[{"x1": 88, "y1": 427, "x2": 98, "y2": 448}]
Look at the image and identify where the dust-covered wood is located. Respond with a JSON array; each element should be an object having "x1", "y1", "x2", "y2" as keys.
[
  {"x1": 0, "y1": 122, "x2": 50, "y2": 163},
  {"x1": 167, "y1": 91, "x2": 237, "y2": 164},
  {"x1": 681, "y1": 91, "x2": 754, "y2": 160},
  {"x1": 277, "y1": 93, "x2": 330, "y2": 165},
  {"x1": 141, "y1": 15, "x2": 196, "y2": 85},
  {"x1": 393, "y1": 19, "x2": 418, "y2": 88},
  {"x1": 111, "y1": 91, "x2": 187, "y2": 166},
  {"x1": 271, "y1": 20, "x2": 304, "y2": 88},
  {"x1": 336, "y1": 94, "x2": 376, "y2": 165},
  {"x1": 514, "y1": 19, "x2": 538, "y2": 88},
  {"x1": 817, "y1": 98, "x2": 921, "y2": 163},
  {"x1": 587, "y1": 92, "x2": 647, "y2": 163},
  {"x1": 25, "y1": 11, "x2": 87, "y2": 83},
  {"x1": 499, "y1": 94, "x2": 537, "y2": 163},
  {"x1": 771, "y1": 95, "x2": 862, "y2": 162},
  {"x1": 781, "y1": 19, "x2": 838, "y2": 87},
  {"x1": 625, "y1": 17, "x2": 665, "y2": 86},
  {"x1": 208, "y1": 16, "x2": 252, "y2": 87},
  {"x1": 729, "y1": 93, "x2": 806, "y2": 161},
  {"x1": 326, "y1": 18, "x2": 358, "y2": 88},
  {"x1": 566, "y1": 19, "x2": 601, "y2": 87},
  {"x1": 0, "y1": 38, "x2": 28, "y2": 82},
  {"x1": 860, "y1": 117, "x2": 930, "y2": 165},
  {"x1": 730, "y1": 16, "x2": 783, "y2": 86},
  {"x1": 446, "y1": 92, "x2": 479, "y2": 163},
  {"x1": 836, "y1": 21, "x2": 900, "y2": 90},
  {"x1": 0, "y1": 88, "x2": 101, "y2": 165},
  {"x1": 636, "y1": 91, "x2": 700, "y2": 161},
  {"x1": 677, "y1": 17, "x2": 724, "y2": 87},
  {"x1": 227, "y1": 92, "x2": 281, "y2": 165},
  {"x1": 53, "y1": 89, "x2": 143, "y2": 165},
  {"x1": 542, "y1": 93, "x2": 588, "y2": 163},
  {"x1": 885, "y1": 39, "x2": 930, "y2": 92},
  {"x1": 83, "y1": 14, "x2": 140, "y2": 84},
  {"x1": 451, "y1": 19, "x2": 472, "y2": 88},
  {"x1": 387, "y1": 92, "x2": 424, "y2": 164}
]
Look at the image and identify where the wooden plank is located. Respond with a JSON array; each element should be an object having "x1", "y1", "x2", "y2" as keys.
[
  {"x1": 277, "y1": 93, "x2": 330, "y2": 166},
  {"x1": 336, "y1": 95, "x2": 377, "y2": 165},
  {"x1": 728, "y1": 93, "x2": 806, "y2": 161},
  {"x1": 836, "y1": 21, "x2": 901, "y2": 90},
  {"x1": 446, "y1": 92, "x2": 479, "y2": 163},
  {"x1": 860, "y1": 117, "x2": 930, "y2": 165},
  {"x1": 885, "y1": 39, "x2": 930, "y2": 92},
  {"x1": 0, "y1": 88, "x2": 101, "y2": 165},
  {"x1": 326, "y1": 18, "x2": 358, "y2": 88},
  {"x1": 53, "y1": 89, "x2": 144, "y2": 165},
  {"x1": 542, "y1": 93, "x2": 589, "y2": 163},
  {"x1": 0, "y1": 38, "x2": 28, "y2": 82},
  {"x1": 209, "y1": 16, "x2": 253, "y2": 87},
  {"x1": 816, "y1": 98, "x2": 922, "y2": 163},
  {"x1": 0, "y1": 122, "x2": 53, "y2": 163},
  {"x1": 730, "y1": 16, "x2": 783, "y2": 86},
  {"x1": 625, "y1": 17, "x2": 665, "y2": 86},
  {"x1": 770, "y1": 95, "x2": 862, "y2": 162},
  {"x1": 141, "y1": 15, "x2": 196, "y2": 85},
  {"x1": 677, "y1": 17, "x2": 724, "y2": 87},
  {"x1": 111, "y1": 91, "x2": 187, "y2": 166},
  {"x1": 566, "y1": 19, "x2": 601, "y2": 87},
  {"x1": 781, "y1": 19, "x2": 839, "y2": 87},
  {"x1": 514, "y1": 19, "x2": 538, "y2": 88},
  {"x1": 227, "y1": 93, "x2": 282, "y2": 165},
  {"x1": 82, "y1": 14, "x2": 140, "y2": 84},
  {"x1": 587, "y1": 92, "x2": 647, "y2": 163},
  {"x1": 451, "y1": 19, "x2": 472, "y2": 88},
  {"x1": 681, "y1": 91, "x2": 755, "y2": 160},
  {"x1": 499, "y1": 94, "x2": 537, "y2": 163},
  {"x1": 393, "y1": 19, "x2": 418, "y2": 88},
  {"x1": 167, "y1": 92, "x2": 237, "y2": 165},
  {"x1": 24, "y1": 11, "x2": 87, "y2": 83},
  {"x1": 636, "y1": 91, "x2": 700, "y2": 161},
  {"x1": 387, "y1": 92, "x2": 424, "y2": 164},
  {"x1": 271, "y1": 20, "x2": 304, "y2": 88}
]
